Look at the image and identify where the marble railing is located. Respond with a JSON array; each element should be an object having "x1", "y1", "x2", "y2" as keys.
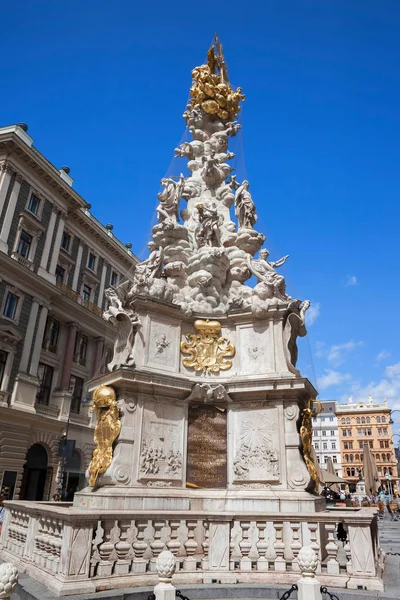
[{"x1": 0, "y1": 503, "x2": 383, "y2": 596}]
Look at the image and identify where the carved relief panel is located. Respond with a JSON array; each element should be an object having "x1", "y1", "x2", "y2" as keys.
[
  {"x1": 232, "y1": 405, "x2": 281, "y2": 483},
  {"x1": 237, "y1": 323, "x2": 274, "y2": 376},
  {"x1": 139, "y1": 400, "x2": 185, "y2": 482},
  {"x1": 146, "y1": 316, "x2": 180, "y2": 372}
]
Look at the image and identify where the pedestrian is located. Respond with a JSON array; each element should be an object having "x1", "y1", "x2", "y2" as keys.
[{"x1": 0, "y1": 495, "x2": 5, "y2": 534}]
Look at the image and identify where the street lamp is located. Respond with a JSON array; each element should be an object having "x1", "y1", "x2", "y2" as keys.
[{"x1": 389, "y1": 409, "x2": 400, "y2": 425}]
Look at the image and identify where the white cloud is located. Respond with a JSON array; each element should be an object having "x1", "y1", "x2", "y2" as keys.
[
  {"x1": 376, "y1": 350, "x2": 391, "y2": 362},
  {"x1": 305, "y1": 302, "x2": 320, "y2": 326},
  {"x1": 349, "y1": 361, "x2": 400, "y2": 410},
  {"x1": 344, "y1": 275, "x2": 358, "y2": 287},
  {"x1": 327, "y1": 340, "x2": 364, "y2": 367},
  {"x1": 318, "y1": 369, "x2": 351, "y2": 391}
]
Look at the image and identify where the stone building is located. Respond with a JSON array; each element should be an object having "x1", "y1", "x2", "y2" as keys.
[
  {"x1": 312, "y1": 400, "x2": 342, "y2": 476},
  {"x1": 336, "y1": 395, "x2": 399, "y2": 493},
  {"x1": 0, "y1": 123, "x2": 137, "y2": 501}
]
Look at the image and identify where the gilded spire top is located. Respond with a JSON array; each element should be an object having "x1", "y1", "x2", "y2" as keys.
[{"x1": 187, "y1": 34, "x2": 245, "y2": 121}]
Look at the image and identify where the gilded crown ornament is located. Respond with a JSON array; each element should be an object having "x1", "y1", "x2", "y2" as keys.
[
  {"x1": 180, "y1": 319, "x2": 235, "y2": 374},
  {"x1": 88, "y1": 385, "x2": 121, "y2": 487}
]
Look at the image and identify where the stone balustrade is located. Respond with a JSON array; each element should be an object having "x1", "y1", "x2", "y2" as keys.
[{"x1": 0, "y1": 502, "x2": 383, "y2": 596}]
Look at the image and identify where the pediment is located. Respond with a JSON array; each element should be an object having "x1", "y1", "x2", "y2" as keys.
[{"x1": 0, "y1": 323, "x2": 23, "y2": 347}]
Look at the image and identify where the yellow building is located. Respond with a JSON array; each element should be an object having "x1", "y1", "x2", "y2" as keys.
[{"x1": 336, "y1": 396, "x2": 398, "y2": 493}]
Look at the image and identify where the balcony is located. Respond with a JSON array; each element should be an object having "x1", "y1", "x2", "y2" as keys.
[
  {"x1": 34, "y1": 402, "x2": 60, "y2": 418},
  {"x1": 11, "y1": 251, "x2": 33, "y2": 270},
  {"x1": 56, "y1": 282, "x2": 103, "y2": 318}
]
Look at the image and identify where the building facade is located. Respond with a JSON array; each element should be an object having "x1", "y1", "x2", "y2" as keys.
[
  {"x1": 336, "y1": 395, "x2": 399, "y2": 493},
  {"x1": 312, "y1": 400, "x2": 342, "y2": 476},
  {"x1": 0, "y1": 123, "x2": 138, "y2": 501}
]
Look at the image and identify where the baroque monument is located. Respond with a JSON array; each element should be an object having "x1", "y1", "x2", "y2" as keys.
[{"x1": 0, "y1": 36, "x2": 383, "y2": 596}]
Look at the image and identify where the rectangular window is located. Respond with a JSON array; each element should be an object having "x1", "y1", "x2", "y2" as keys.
[
  {"x1": 3, "y1": 292, "x2": 19, "y2": 320},
  {"x1": 369, "y1": 441, "x2": 373, "y2": 448},
  {"x1": 321, "y1": 417, "x2": 325, "y2": 422},
  {"x1": 55, "y1": 265, "x2": 65, "y2": 284},
  {"x1": 383, "y1": 428, "x2": 388, "y2": 436},
  {"x1": 61, "y1": 232, "x2": 71, "y2": 252},
  {"x1": 74, "y1": 334, "x2": 88, "y2": 365},
  {"x1": 348, "y1": 441, "x2": 353, "y2": 449},
  {"x1": 357, "y1": 428, "x2": 362, "y2": 436},
  {"x1": 110, "y1": 270, "x2": 118, "y2": 287},
  {"x1": 324, "y1": 456, "x2": 328, "y2": 463},
  {"x1": 322, "y1": 431, "x2": 326, "y2": 436},
  {"x1": 0, "y1": 350, "x2": 8, "y2": 387},
  {"x1": 82, "y1": 284, "x2": 91, "y2": 302},
  {"x1": 27, "y1": 194, "x2": 40, "y2": 215},
  {"x1": 17, "y1": 230, "x2": 32, "y2": 258},
  {"x1": 49, "y1": 319, "x2": 60, "y2": 351},
  {"x1": 380, "y1": 440, "x2": 384, "y2": 449},
  {"x1": 323, "y1": 443, "x2": 328, "y2": 450},
  {"x1": 329, "y1": 416, "x2": 334, "y2": 421},
  {"x1": 314, "y1": 443, "x2": 319, "y2": 450},
  {"x1": 367, "y1": 428, "x2": 372, "y2": 436},
  {"x1": 87, "y1": 252, "x2": 96, "y2": 271},
  {"x1": 344, "y1": 442, "x2": 348, "y2": 450},
  {"x1": 333, "y1": 455, "x2": 337, "y2": 463},
  {"x1": 385, "y1": 441, "x2": 389, "y2": 448},
  {"x1": 348, "y1": 429, "x2": 352, "y2": 436},
  {"x1": 359, "y1": 441, "x2": 363, "y2": 449},
  {"x1": 378, "y1": 428, "x2": 382, "y2": 436},
  {"x1": 331, "y1": 442, "x2": 336, "y2": 450},
  {"x1": 36, "y1": 363, "x2": 53, "y2": 405},
  {"x1": 331, "y1": 430, "x2": 335, "y2": 436},
  {"x1": 343, "y1": 430, "x2": 347, "y2": 437},
  {"x1": 69, "y1": 375, "x2": 84, "y2": 414}
]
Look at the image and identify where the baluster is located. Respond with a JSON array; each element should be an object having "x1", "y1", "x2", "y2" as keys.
[
  {"x1": 256, "y1": 521, "x2": 268, "y2": 571},
  {"x1": 98, "y1": 521, "x2": 117, "y2": 576},
  {"x1": 273, "y1": 522, "x2": 286, "y2": 572},
  {"x1": 325, "y1": 523, "x2": 340, "y2": 575},
  {"x1": 308, "y1": 523, "x2": 321, "y2": 573},
  {"x1": 90, "y1": 521, "x2": 104, "y2": 577},
  {"x1": 344, "y1": 537, "x2": 352, "y2": 575},
  {"x1": 239, "y1": 521, "x2": 252, "y2": 571},
  {"x1": 150, "y1": 520, "x2": 166, "y2": 571},
  {"x1": 230, "y1": 520, "x2": 238, "y2": 570},
  {"x1": 132, "y1": 520, "x2": 148, "y2": 573},
  {"x1": 201, "y1": 521, "x2": 209, "y2": 570},
  {"x1": 167, "y1": 519, "x2": 181, "y2": 571},
  {"x1": 290, "y1": 522, "x2": 301, "y2": 572},
  {"x1": 183, "y1": 520, "x2": 198, "y2": 571},
  {"x1": 45, "y1": 519, "x2": 54, "y2": 572},
  {"x1": 115, "y1": 521, "x2": 134, "y2": 575}
]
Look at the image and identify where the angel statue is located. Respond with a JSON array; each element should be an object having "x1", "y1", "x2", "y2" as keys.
[
  {"x1": 104, "y1": 283, "x2": 141, "y2": 371},
  {"x1": 234, "y1": 180, "x2": 257, "y2": 229},
  {"x1": 196, "y1": 203, "x2": 222, "y2": 247},
  {"x1": 156, "y1": 174, "x2": 184, "y2": 223},
  {"x1": 247, "y1": 248, "x2": 289, "y2": 300},
  {"x1": 131, "y1": 245, "x2": 163, "y2": 288}
]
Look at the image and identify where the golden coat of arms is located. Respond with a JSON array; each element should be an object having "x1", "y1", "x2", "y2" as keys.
[{"x1": 180, "y1": 319, "x2": 235, "y2": 374}]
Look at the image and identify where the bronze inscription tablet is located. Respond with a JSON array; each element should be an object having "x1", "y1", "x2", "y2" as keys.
[{"x1": 187, "y1": 405, "x2": 227, "y2": 488}]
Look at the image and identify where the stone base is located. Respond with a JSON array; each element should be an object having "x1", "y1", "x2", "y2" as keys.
[{"x1": 74, "y1": 485, "x2": 326, "y2": 513}]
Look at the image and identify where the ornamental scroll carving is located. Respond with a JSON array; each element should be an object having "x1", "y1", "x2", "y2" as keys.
[
  {"x1": 180, "y1": 319, "x2": 235, "y2": 374},
  {"x1": 88, "y1": 386, "x2": 121, "y2": 487}
]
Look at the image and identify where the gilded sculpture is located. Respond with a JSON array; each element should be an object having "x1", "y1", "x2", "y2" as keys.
[
  {"x1": 300, "y1": 398, "x2": 322, "y2": 488},
  {"x1": 88, "y1": 385, "x2": 121, "y2": 486},
  {"x1": 187, "y1": 34, "x2": 245, "y2": 121},
  {"x1": 180, "y1": 319, "x2": 235, "y2": 374}
]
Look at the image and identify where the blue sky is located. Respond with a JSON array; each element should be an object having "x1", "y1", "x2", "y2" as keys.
[{"x1": 2, "y1": 2, "x2": 400, "y2": 417}]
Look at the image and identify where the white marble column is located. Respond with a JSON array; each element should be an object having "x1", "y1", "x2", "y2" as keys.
[
  {"x1": 48, "y1": 212, "x2": 66, "y2": 276},
  {"x1": 72, "y1": 243, "x2": 83, "y2": 291},
  {"x1": 97, "y1": 263, "x2": 107, "y2": 307},
  {"x1": 0, "y1": 162, "x2": 14, "y2": 217},
  {"x1": 0, "y1": 174, "x2": 23, "y2": 254},
  {"x1": 29, "y1": 305, "x2": 49, "y2": 377},
  {"x1": 37, "y1": 208, "x2": 58, "y2": 281},
  {"x1": 19, "y1": 299, "x2": 40, "y2": 373}
]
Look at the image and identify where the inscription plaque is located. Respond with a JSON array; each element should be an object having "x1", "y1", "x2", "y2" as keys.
[{"x1": 187, "y1": 405, "x2": 227, "y2": 488}]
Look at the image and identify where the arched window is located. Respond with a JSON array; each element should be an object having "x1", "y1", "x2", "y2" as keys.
[
  {"x1": 384, "y1": 467, "x2": 387, "y2": 475},
  {"x1": 361, "y1": 417, "x2": 365, "y2": 424},
  {"x1": 389, "y1": 467, "x2": 393, "y2": 475},
  {"x1": 382, "y1": 455, "x2": 386, "y2": 462},
  {"x1": 376, "y1": 416, "x2": 381, "y2": 423},
  {"x1": 345, "y1": 454, "x2": 349, "y2": 462},
  {"x1": 376, "y1": 453, "x2": 380, "y2": 461},
  {"x1": 346, "y1": 418, "x2": 350, "y2": 424},
  {"x1": 347, "y1": 468, "x2": 351, "y2": 476},
  {"x1": 360, "y1": 454, "x2": 363, "y2": 462},
  {"x1": 350, "y1": 453, "x2": 354, "y2": 462},
  {"x1": 356, "y1": 417, "x2": 360, "y2": 424},
  {"x1": 341, "y1": 418, "x2": 346, "y2": 424},
  {"x1": 366, "y1": 417, "x2": 370, "y2": 424},
  {"x1": 387, "y1": 453, "x2": 391, "y2": 462},
  {"x1": 382, "y1": 416, "x2": 386, "y2": 423},
  {"x1": 351, "y1": 468, "x2": 355, "y2": 477}
]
